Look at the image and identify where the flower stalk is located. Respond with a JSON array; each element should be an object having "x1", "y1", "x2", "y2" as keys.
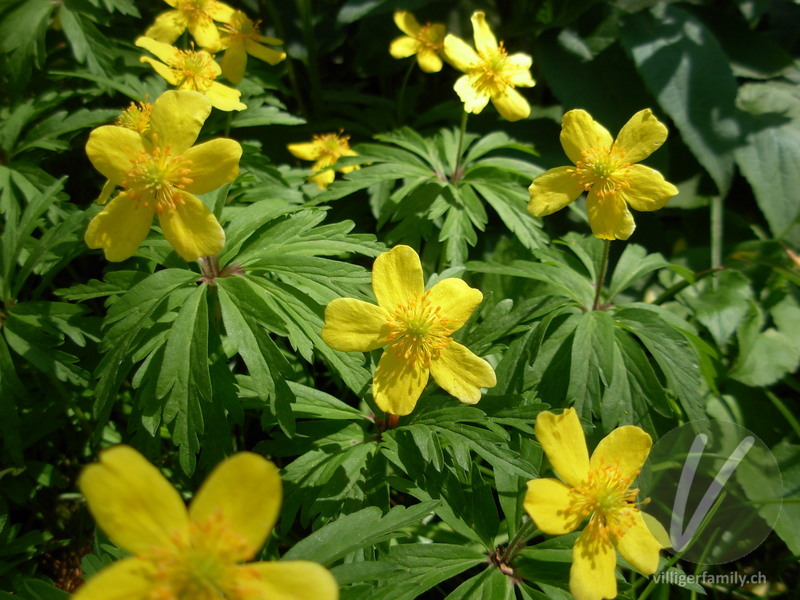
[{"x1": 592, "y1": 239, "x2": 612, "y2": 311}]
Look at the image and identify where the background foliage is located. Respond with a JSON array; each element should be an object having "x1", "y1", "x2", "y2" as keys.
[{"x1": 1, "y1": 0, "x2": 799, "y2": 598}]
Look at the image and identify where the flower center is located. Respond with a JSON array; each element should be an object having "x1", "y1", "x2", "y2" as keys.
[
  {"x1": 566, "y1": 464, "x2": 645, "y2": 543},
  {"x1": 142, "y1": 513, "x2": 260, "y2": 600},
  {"x1": 176, "y1": 0, "x2": 213, "y2": 25},
  {"x1": 121, "y1": 142, "x2": 193, "y2": 214},
  {"x1": 221, "y1": 12, "x2": 260, "y2": 44},
  {"x1": 117, "y1": 100, "x2": 153, "y2": 135},
  {"x1": 386, "y1": 291, "x2": 454, "y2": 366},
  {"x1": 416, "y1": 24, "x2": 443, "y2": 52},
  {"x1": 171, "y1": 49, "x2": 218, "y2": 92},
  {"x1": 470, "y1": 43, "x2": 509, "y2": 94},
  {"x1": 570, "y1": 146, "x2": 632, "y2": 197}
]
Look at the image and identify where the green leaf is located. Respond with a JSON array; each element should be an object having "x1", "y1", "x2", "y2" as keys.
[
  {"x1": 681, "y1": 270, "x2": 753, "y2": 346},
  {"x1": 283, "y1": 501, "x2": 440, "y2": 564},
  {"x1": 734, "y1": 82, "x2": 800, "y2": 238},
  {"x1": 567, "y1": 310, "x2": 615, "y2": 420},
  {"x1": 729, "y1": 295, "x2": 800, "y2": 387},
  {"x1": 615, "y1": 306, "x2": 706, "y2": 423},
  {"x1": 621, "y1": 5, "x2": 738, "y2": 193},
  {"x1": 445, "y1": 568, "x2": 514, "y2": 600},
  {"x1": 607, "y1": 243, "x2": 668, "y2": 300},
  {"x1": 469, "y1": 181, "x2": 546, "y2": 250}
]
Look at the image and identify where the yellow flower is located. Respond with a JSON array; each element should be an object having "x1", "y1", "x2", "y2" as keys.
[
  {"x1": 218, "y1": 10, "x2": 286, "y2": 84},
  {"x1": 74, "y1": 445, "x2": 339, "y2": 600},
  {"x1": 528, "y1": 109, "x2": 678, "y2": 240},
  {"x1": 287, "y1": 132, "x2": 360, "y2": 190},
  {"x1": 85, "y1": 90, "x2": 241, "y2": 262},
  {"x1": 524, "y1": 409, "x2": 667, "y2": 600},
  {"x1": 136, "y1": 37, "x2": 247, "y2": 112},
  {"x1": 442, "y1": 11, "x2": 534, "y2": 121},
  {"x1": 389, "y1": 11, "x2": 446, "y2": 73},
  {"x1": 322, "y1": 245, "x2": 497, "y2": 416},
  {"x1": 145, "y1": 0, "x2": 234, "y2": 51}
]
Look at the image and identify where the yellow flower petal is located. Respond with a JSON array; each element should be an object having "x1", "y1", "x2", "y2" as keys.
[
  {"x1": 148, "y1": 90, "x2": 212, "y2": 154},
  {"x1": 524, "y1": 478, "x2": 583, "y2": 535},
  {"x1": 373, "y1": 348, "x2": 429, "y2": 416},
  {"x1": 506, "y1": 53, "x2": 535, "y2": 86},
  {"x1": 221, "y1": 40, "x2": 248, "y2": 83},
  {"x1": 189, "y1": 17, "x2": 221, "y2": 50},
  {"x1": 454, "y1": 74, "x2": 490, "y2": 114},
  {"x1": 615, "y1": 510, "x2": 664, "y2": 575},
  {"x1": 287, "y1": 142, "x2": 320, "y2": 161},
  {"x1": 136, "y1": 36, "x2": 180, "y2": 65},
  {"x1": 613, "y1": 109, "x2": 668, "y2": 164},
  {"x1": 429, "y1": 342, "x2": 496, "y2": 404},
  {"x1": 425, "y1": 278, "x2": 482, "y2": 333},
  {"x1": 570, "y1": 528, "x2": 617, "y2": 600},
  {"x1": 618, "y1": 164, "x2": 678, "y2": 212},
  {"x1": 322, "y1": 298, "x2": 391, "y2": 352},
  {"x1": 641, "y1": 512, "x2": 671, "y2": 548},
  {"x1": 72, "y1": 557, "x2": 155, "y2": 600},
  {"x1": 157, "y1": 192, "x2": 224, "y2": 261},
  {"x1": 245, "y1": 39, "x2": 286, "y2": 65},
  {"x1": 528, "y1": 166, "x2": 585, "y2": 217},
  {"x1": 390, "y1": 36, "x2": 418, "y2": 59},
  {"x1": 86, "y1": 126, "x2": 145, "y2": 182},
  {"x1": 534, "y1": 408, "x2": 590, "y2": 488},
  {"x1": 560, "y1": 109, "x2": 613, "y2": 166},
  {"x1": 85, "y1": 194, "x2": 154, "y2": 262},
  {"x1": 96, "y1": 179, "x2": 116, "y2": 205},
  {"x1": 205, "y1": 81, "x2": 247, "y2": 111},
  {"x1": 309, "y1": 168, "x2": 336, "y2": 189},
  {"x1": 246, "y1": 561, "x2": 339, "y2": 600},
  {"x1": 443, "y1": 34, "x2": 478, "y2": 72},
  {"x1": 78, "y1": 446, "x2": 188, "y2": 554},
  {"x1": 471, "y1": 11, "x2": 497, "y2": 55},
  {"x1": 589, "y1": 425, "x2": 652, "y2": 482},
  {"x1": 393, "y1": 10, "x2": 420, "y2": 37},
  {"x1": 140, "y1": 56, "x2": 180, "y2": 86},
  {"x1": 208, "y1": 1, "x2": 234, "y2": 22},
  {"x1": 144, "y1": 10, "x2": 187, "y2": 44},
  {"x1": 189, "y1": 452, "x2": 281, "y2": 558},
  {"x1": 371, "y1": 245, "x2": 424, "y2": 312},
  {"x1": 182, "y1": 138, "x2": 242, "y2": 194},
  {"x1": 491, "y1": 86, "x2": 530, "y2": 121},
  {"x1": 586, "y1": 191, "x2": 636, "y2": 240},
  {"x1": 417, "y1": 49, "x2": 443, "y2": 73}
]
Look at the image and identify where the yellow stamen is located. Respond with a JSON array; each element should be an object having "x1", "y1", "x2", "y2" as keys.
[
  {"x1": 171, "y1": 49, "x2": 218, "y2": 92},
  {"x1": 116, "y1": 100, "x2": 153, "y2": 135},
  {"x1": 143, "y1": 512, "x2": 258, "y2": 600},
  {"x1": 570, "y1": 145, "x2": 632, "y2": 197},
  {"x1": 470, "y1": 43, "x2": 510, "y2": 95},
  {"x1": 120, "y1": 136, "x2": 193, "y2": 214},
  {"x1": 565, "y1": 464, "x2": 647, "y2": 543},
  {"x1": 386, "y1": 291, "x2": 453, "y2": 366}
]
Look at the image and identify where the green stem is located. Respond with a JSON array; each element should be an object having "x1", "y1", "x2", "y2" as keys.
[
  {"x1": 651, "y1": 267, "x2": 723, "y2": 305},
  {"x1": 500, "y1": 517, "x2": 538, "y2": 564},
  {"x1": 766, "y1": 388, "x2": 800, "y2": 440},
  {"x1": 452, "y1": 110, "x2": 469, "y2": 182},
  {"x1": 711, "y1": 195, "x2": 723, "y2": 285},
  {"x1": 223, "y1": 112, "x2": 233, "y2": 138},
  {"x1": 592, "y1": 239, "x2": 612, "y2": 311},
  {"x1": 396, "y1": 60, "x2": 415, "y2": 126}
]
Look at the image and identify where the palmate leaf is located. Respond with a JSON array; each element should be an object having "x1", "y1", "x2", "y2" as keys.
[
  {"x1": 219, "y1": 203, "x2": 380, "y2": 392},
  {"x1": 320, "y1": 126, "x2": 541, "y2": 261}
]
